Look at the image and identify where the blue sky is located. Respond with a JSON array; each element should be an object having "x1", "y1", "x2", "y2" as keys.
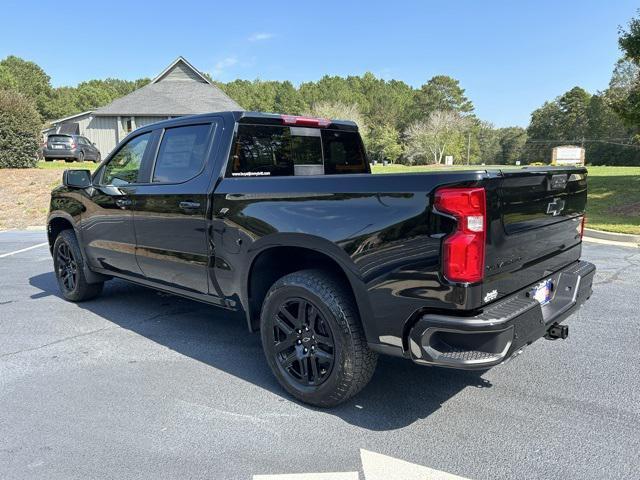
[{"x1": 2, "y1": 0, "x2": 637, "y2": 126}]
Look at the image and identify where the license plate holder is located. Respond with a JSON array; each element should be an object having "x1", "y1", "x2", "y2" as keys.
[{"x1": 531, "y1": 279, "x2": 554, "y2": 305}]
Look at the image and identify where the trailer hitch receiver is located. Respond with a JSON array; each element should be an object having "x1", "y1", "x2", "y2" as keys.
[{"x1": 545, "y1": 323, "x2": 569, "y2": 340}]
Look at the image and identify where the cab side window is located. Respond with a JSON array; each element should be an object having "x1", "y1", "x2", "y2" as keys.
[
  {"x1": 152, "y1": 124, "x2": 212, "y2": 183},
  {"x1": 102, "y1": 133, "x2": 151, "y2": 186}
]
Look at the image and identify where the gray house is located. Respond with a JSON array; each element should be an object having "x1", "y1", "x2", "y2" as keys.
[{"x1": 45, "y1": 57, "x2": 242, "y2": 155}]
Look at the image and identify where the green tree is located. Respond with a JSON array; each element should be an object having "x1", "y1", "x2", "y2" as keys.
[
  {"x1": 404, "y1": 110, "x2": 469, "y2": 165},
  {"x1": 557, "y1": 87, "x2": 591, "y2": 140},
  {"x1": 413, "y1": 75, "x2": 474, "y2": 120},
  {"x1": 305, "y1": 101, "x2": 369, "y2": 142},
  {"x1": 368, "y1": 124, "x2": 403, "y2": 163},
  {"x1": 0, "y1": 90, "x2": 41, "y2": 168},
  {"x1": 0, "y1": 55, "x2": 53, "y2": 118},
  {"x1": 608, "y1": 58, "x2": 640, "y2": 128},
  {"x1": 475, "y1": 121, "x2": 501, "y2": 164},
  {"x1": 619, "y1": 10, "x2": 640, "y2": 61},
  {"x1": 587, "y1": 92, "x2": 638, "y2": 165},
  {"x1": 610, "y1": 11, "x2": 640, "y2": 128},
  {"x1": 498, "y1": 127, "x2": 527, "y2": 164}
]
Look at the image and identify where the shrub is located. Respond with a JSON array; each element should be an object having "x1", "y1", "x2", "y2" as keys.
[{"x1": 0, "y1": 90, "x2": 41, "y2": 168}]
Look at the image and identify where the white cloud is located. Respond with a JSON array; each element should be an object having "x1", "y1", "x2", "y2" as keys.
[
  {"x1": 211, "y1": 56, "x2": 239, "y2": 79},
  {"x1": 248, "y1": 32, "x2": 275, "y2": 42}
]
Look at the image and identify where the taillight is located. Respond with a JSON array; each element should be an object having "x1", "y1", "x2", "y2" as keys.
[
  {"x1": 70, "y1": 142, "x2": 77, "y2": 149},
  {"x1": 580, "y1": 216, "x2": 586, "y2": 239},
  {"x1": 281, "y1": 115, "x2": 331, "y2": 128},
  {"x1": 434, "y1": 187, "x2": 486, "y2": 283}
]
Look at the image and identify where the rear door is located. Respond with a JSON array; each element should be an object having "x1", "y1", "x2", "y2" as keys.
[
  {"x1": 482, "y1": 167, "x2": 587, "y2": 303},
  {"x1": 130, "y1": 120, "x2": 220, "y2": 296}
]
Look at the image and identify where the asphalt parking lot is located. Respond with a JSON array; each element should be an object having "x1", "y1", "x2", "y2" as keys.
[{"x1": 1, "y1": 231, "x2": 639, "y2": 480}]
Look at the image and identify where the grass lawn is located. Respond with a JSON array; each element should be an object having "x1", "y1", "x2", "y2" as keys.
[
  {"x1": 37, "y1": 160, "x2": 99, "y2": 170},
  {"x1": 371, "y1": 164, "x2": 640, "y2": 235}
]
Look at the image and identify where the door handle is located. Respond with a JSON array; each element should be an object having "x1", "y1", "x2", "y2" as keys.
[
  {"x1": 179, "y1": 201, "x2": 201, "y2": 210},
  {"x1": 115, "y1": 198, "x2": 132, "y2": 208}
]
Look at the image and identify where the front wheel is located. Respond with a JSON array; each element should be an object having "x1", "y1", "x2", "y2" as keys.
[
  {"x1": 53, "y1": 230, "x2": 103, "y2": 302},
  {"x1": 260, "y1": 269, "x2": 377, "y2": 407}
]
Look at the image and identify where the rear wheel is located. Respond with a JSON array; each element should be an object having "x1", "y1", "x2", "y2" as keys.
[
  {"x1": 53, "y1": 230, "x2": 103, "y2": 302},
  {"x1": 94, "y1": 153, "x2": 101, "y2": 163},
  {"x1": 78, "y1": 151, "x2": 85, "y2": 163},
  {"x1": 260, "y1": 269, "x2": 377, "y2": 407}
]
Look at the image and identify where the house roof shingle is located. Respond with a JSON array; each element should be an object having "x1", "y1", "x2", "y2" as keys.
[{"x1": 92, "y1": 80, "x2": 242, "y2": 116}]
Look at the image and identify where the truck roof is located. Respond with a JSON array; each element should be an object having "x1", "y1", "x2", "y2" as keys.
[{"x1": 129, "y1": 111, "x2": 360, "y2": 132}]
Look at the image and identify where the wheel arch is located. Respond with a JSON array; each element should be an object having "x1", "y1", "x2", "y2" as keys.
[
  {"x1": 47, "y1": 212, "x2": 109, "y2": 284},
  {"x1": 47, "y1": 213, "x2": 79, "y2": 253},
  {"x1": 243, "y1": 234, "x2": 375, "y2": 342}
]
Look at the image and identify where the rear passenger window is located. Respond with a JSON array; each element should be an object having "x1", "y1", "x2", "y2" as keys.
[
  {"x1": 322, "y1": 130, "x2": 368, "y2": 174},
  {"x1": 152, "y1": 124, "x2": 212, "y2": 183},
  {"x1": 228, "y1": 124, "x2": 367, "y2": 177},
  {"x1": 230, "y1": 125, "x2": 293, "y2": 177}
]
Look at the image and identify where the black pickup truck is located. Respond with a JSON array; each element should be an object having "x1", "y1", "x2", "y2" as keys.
[{"x1": 48, "y1": 111, "x2": 595, "y2": 407}]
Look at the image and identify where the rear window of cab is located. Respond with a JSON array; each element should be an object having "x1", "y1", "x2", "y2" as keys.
[{"x1": 228, "y1": 124, "x2": 368, "y2": 177}]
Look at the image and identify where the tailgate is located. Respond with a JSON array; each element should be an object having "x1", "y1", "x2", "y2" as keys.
[{"x1": 482, "y1": 167, "x2": 587, "y2": 304}]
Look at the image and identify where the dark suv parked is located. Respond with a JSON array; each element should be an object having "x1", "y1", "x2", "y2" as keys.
[{"x1": 43, "y1": 134, "x2": 101, "y2": 163}]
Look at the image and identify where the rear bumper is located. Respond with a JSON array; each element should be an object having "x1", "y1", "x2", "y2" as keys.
[
  {"x1": 408, "y1": 260, "x2": 595, "y2": 369},
  {"x1": 43, "y1": 148, "x2": 79, "y2": 159}
]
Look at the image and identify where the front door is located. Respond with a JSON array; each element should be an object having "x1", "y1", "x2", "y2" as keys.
[
  {"x1": 81, "y1": 131, "x2": 153, "y2": 276},
  {"x1": 130, "y1": 122, "x2": 218, "y2": 296}
]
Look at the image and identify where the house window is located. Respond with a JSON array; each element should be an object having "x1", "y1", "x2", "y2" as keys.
[{"x1": 121, "y1": 117, "x2": 134, "y2": 135}]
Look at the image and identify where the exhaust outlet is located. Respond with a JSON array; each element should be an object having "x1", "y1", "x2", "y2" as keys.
[{"x1": 545, "y1": 323, "x2": 569, "y2": 340}]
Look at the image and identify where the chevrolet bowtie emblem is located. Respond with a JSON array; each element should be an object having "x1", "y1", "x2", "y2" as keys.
[{"x1": 546, "y1": 198, "x2": 566, "y2": 216}]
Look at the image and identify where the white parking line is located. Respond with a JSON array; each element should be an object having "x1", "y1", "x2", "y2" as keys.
[
  {"x1": 254, "y1": 474, "x2": 358, "y2": 480},
  {"x1": 253, "y1": 450, "x2": 470, "y2": 480},
  {"x1": 0, "y1": 242, "x2": 49, "y2": 258},
  {"x1": 360, "y1": 449, "x2": 470, "y2": 480}
]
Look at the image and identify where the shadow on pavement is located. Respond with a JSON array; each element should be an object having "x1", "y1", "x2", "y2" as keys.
[{"x1": 30, "y1": 271, "x2": 492, "y2": 431}]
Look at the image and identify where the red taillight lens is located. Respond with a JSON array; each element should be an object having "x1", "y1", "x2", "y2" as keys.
[
  {"x1": 281, "y1": 115, "x2": 331, "y2": 128},
  {"x1": 580, "y1": 216, "x2": 586, "y2": 239},
  {"x1": 434, "y1": 187, "x2": 486, "y2": 283}
]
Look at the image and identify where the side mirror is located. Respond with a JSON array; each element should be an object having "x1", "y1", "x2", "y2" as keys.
[{"x1": 63, "y1": 169, "x2": 92, "y2": 188}]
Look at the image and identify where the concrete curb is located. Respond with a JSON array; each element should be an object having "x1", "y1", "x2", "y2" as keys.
[{"x1": 584, "y1": 228, "x2": 640, "y2": 244}]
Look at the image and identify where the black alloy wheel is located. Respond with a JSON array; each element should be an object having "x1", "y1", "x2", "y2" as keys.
[
  {"x1": 260, "y1": 269, "x2": 377, "y2": 407},
  {"x1": 272, "y1": 298, "x2": 335, "y2": 386},
  {"x1": 56, "y1": 241, "x2": 78, "y2": 292},
  {"x1": 53, "y1": 229, "x2": 104, "y2": 302}
]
